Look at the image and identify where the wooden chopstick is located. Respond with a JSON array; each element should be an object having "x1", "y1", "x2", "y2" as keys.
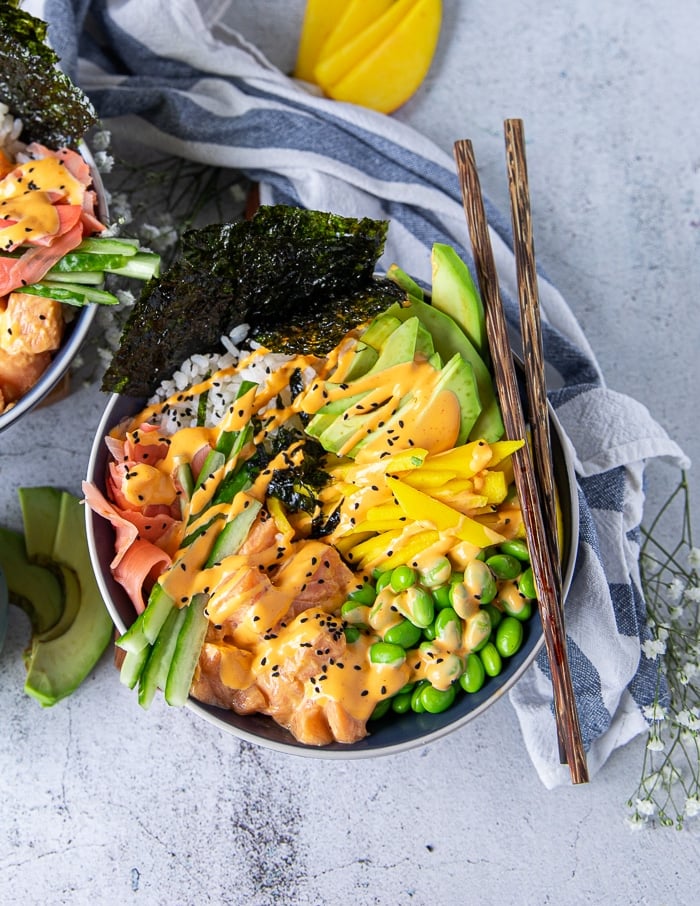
[
  {"x1": 503, "y1": 118, "x2": 567, "y2": 766},
  {"x1": 453, "y1": 137, "x2": 589, "y2": 784}
]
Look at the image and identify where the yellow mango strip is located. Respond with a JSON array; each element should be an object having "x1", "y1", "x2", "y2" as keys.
[
  {"x1": 267, "y1": 497, "x2": 294, "y2": 538},
  {"x1": 387, "y1": 476, "x2": 505, "y2": 547},
  {"x1": 377, "y1": 529, "x2": 440, "y2": 572},
  {"x1": 487, "y1": 439, "x2": 525, "y2": 467},
  {"x1": 317, "y1": 0, "x2": 395, "y2": 63},
  {"x1": 366, "y1": 501, "x2": 404, "y2": 521},
  {"x1": 334, "y1": 531, "x2": 373, "y2": 556},
  {"x1": 346, "y1": 527, "x2": 405, "y2": 566},
  {"x1": 314, "y1": 0, "x2": 418, "y2": 90},
  {"x1": 294, "y1": 0, "x2": 348, "y2": 82},
  {"x1": 401, "y1": 468, "x2": 458, "y2": 490},
  {"x1": 346, "y1": 517, "x2": 409, "y2": 535},
  {"x1": 430, "y1": 489, "x2": 489, "y2": 513},
  {"x1": 424, "y1": 439, "x2": 493, "y2": 477},
  {"x1": 475, "y1": 470, "x2": 508, "y2": 504},
  {"x1": 322, "y1": 0, "x2": 442, "y2": 114}
]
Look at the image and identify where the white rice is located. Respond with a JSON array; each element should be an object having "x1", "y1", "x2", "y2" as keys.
[
  {"x1": 0, "y1": 102, "x2": 25, "y2": 158},
  {"x1": 148, "y1": 323, "x2": 298, "y2": 433}
]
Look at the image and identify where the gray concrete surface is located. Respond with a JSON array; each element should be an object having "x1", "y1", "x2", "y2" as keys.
[{"x1": 1, "y1": 1, "x2": 699, "y2": 903}]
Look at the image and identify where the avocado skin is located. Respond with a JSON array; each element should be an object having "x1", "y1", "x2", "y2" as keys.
[
  {"x1": 0, "y1": 526, "x2": 64, "y2": 635},
  {"x1": 18, "y1": 486, "x2": 64, "y2": 563}
]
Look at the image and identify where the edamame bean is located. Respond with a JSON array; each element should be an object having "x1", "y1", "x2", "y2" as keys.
[
  {"x1": 391, "y1": 690, "x2": 413, "y2": 713},
  {"x1": 486, "y1": 553, "x2": 522, "y2": 581},
  {"x1": 344, "y1": 626, "x2": 360, "y2": 643},
  {"x1": 341, "y1": 600, "x2": 369, "y2": 626},
  {"x1": 401, "y1": 585, "x2": 434, "y2": 628},
  {"x1": 479, "y1": 641, "x2": 503, "y2": 677},
  {"x1": 463, "y1": 608, "x2": 492, "y2": 651},
  {"x1": 511, "y1": 599, "x2": 533, "y2": 622},
  {"x1": 496, "y1": 616, "x2": 524, "y2": 658},
  {"x1": 384, "y1": 619, "x2": 422, "y2": 649},
  {"x1": 518, "y1": 566, "x2": 537, "y2": 600},
  {"x1": 411, "y1": 681, "x2": 429, "y2": 712},
  {"x1": 375, "y1": 571, "x2": 393, "y2": 593},
  {"x1": 432, "y1": 584, "x2": 452, "y2": 609},
  {"x1": 420, "y1": 683, "x2": 457, "y2": 714},
  {"x1": 482, "y1": 602, "x2": 503, "y2": 631},
  {"x1": 370, "y1": 698, "x2": 392, "y2": 720},
  {"x1": 475, "y1": 545, "x2": 498, "y2": 562},
  {"x1": 390, "y1": 564, "x2": 417, "y2": 592},
  {"x1": 369, "y1": 641, "x2": 406, "y2": 666},
  {"x1": 420, "y1": 556, "x2": 452, "y2": 588},
  {"x1": 463, "y1": 559, "x2": 497, "y2": 605},
  {"x1": 348, "y1": 582, "x2": 377, "y2": 605},
  {"x1": 500, "y1": 539, "x2": 530, "y2": 562},
  {"x1": 423, "y1": 619, "x2": 437, "y2": 641},
  {"x1": 433, "y1": 607, "x2": 462, "y2": 649},
  {"x1": 460, "y1": 653, "x2": 486, "y2": 693}
]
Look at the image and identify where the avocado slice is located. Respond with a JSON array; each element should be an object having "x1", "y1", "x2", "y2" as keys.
[
  {"x1": 430, "y1": 243, "x2": 488, "y2": 361},
  {"x1": 23, "y1": 492, "x2": 113, "y2": 707},
  {"x1": 0, "y1": 526, "x2": 64, "y2": 635},
  {"x1": 386, "y1": 263, "x2": 424, "y2": 301},
  {"x1": 429, "y1": 353, "x2": 481, "y2": 445},
  {"x1": 384, "y1": 298, "x2": 504, "y2": 443},
  {"x1": 18, "y1": 486, "x2": 64, "y2": 563}
]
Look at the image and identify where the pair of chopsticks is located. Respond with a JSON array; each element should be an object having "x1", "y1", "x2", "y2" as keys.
[{"x1": 454, "y1": 122, "x2": 589, "y2": 784}]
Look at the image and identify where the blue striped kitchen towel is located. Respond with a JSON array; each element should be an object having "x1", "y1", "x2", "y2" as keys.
[{"x1": 28, "y1": 0, "x2": 688, "y2": 786}]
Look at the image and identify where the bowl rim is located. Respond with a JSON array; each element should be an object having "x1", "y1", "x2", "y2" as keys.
[
  {"x1": 0, "y1": 142, "x2": 105, "y2": 433},
  {"x1": 85, "y1": 362, "x2": 579, "y2": 758}
]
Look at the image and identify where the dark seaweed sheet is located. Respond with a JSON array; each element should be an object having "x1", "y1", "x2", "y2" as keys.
[
  {"x1": 103, "y1": 205, "x2": 404, "y2": 397},
  {"x1": 0, "y1": 1, "x2": 98, "y2": 148}
]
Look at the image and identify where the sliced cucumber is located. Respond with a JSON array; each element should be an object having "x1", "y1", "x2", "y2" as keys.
[
  {"x1": 20, "y1": 281, "x2": 119, "y2": 307},
  {"x1": 206, "y1": 500, "x2": 261, "y2": 567},
  {"x1": 137, "y1": 605, "x2": 187, "y2": 709},
  {"x1": 164, "y1": 594, "x2": 210, "y2": 707},
  {"x1": 119, "y1": 645, "x2": 150, "y2": 690}
]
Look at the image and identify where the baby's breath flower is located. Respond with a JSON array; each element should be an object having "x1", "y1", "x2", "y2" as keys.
[
  {"x1": 93, "y1": 150, "x2": 114, "y2": 173},
  {"x1": 685, "y1": 796, "x2": 700, "y2": 817},
  {"x1": 627, "y1": 474, "x2": 700, "y2": 830},
  {"x1": 91, "y1": 129, "x2": 112, "y2": 152}
]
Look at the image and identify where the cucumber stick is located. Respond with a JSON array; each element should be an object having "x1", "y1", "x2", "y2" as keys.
[
  {"x1": 164, "y1": 595, "x2": 209, "y2": 707},
  {"x1": 116, "y1": 582, "x2": 174, "y2": 653},
  {"x1": 137, "y1": 605, "x2": 187, "y2": 708}
]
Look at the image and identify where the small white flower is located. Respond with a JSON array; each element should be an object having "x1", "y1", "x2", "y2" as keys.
[
  {"x1": 643, "y1": 702, "x2": 668, "y2": 722},
  {"x1": 685, "y1": 796, "x2": 700, "y2": 818},
  {"x1": 668, "y1": 576, "x2": 686, "y2": 602},
  {"x1": 93, "y1": 150, "x2": 114, "y2": 173},
  {"x1": 91, "y1": 129, "x2": 112, "y2": 151},
  {"x1": 625, "y1": 813, "x2": 648, "y2": 832},
  {"x1": 635, "y1": 797, "x2": 656, "y2": 816},
  {"x1": 115, "y1": 289, "x2": 136, "y2": 307},
  {"x1": 684, "y1": 585, "x2": 700, "y2": 603},
  {"x1": 641, "y1": 638, "x2": 667, "y2": 660},
  {"x1": 669, "y1": 603, "x2": 685, "y2": 620},
  {"x1": 647, "y1": 734, "x2": 665, "y2": 751},
  {"x1": 676, "y1": 709, "x2": 700, "y2": 731},
  {"x1": 688, "y1": 547, "x2": 700, "y2": 570},
  {"x1": 657, "y1": 626, "x2": 670, "y2": 642}
]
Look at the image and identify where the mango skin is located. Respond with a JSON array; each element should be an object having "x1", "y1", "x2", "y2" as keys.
[{"x1": 319, "y1": 0, "x2": 443, "y2": 114}]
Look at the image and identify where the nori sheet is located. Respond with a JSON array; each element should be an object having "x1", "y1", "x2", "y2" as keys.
[
  {"x1": 103, "y1": 206, "x2": 405, "y2": 397},
  {"x1": 0, "y1": 1, "x2": 98, "y2": 148}
]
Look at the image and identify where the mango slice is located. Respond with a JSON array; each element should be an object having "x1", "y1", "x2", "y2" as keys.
[
  {"x1": 314, "y1": 0, "x2": 417, "y2": 91},
  {"x1": 294, "y1": 0, "x2": 349, "y2": 82},
  {"x1": 317, "y1": 0, "x2": 442, "y2": 114},
  {"x1": 317, "y1": 0, "x2": 395, "y2": 63}
]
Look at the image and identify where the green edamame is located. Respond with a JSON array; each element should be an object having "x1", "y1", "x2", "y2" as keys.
[
  {"x1": 433, "y1": 607, "x2": 462, "y2": 649},
  {"x1": 340, "y1": 600, "x2": 369, "y2": 626},
  {"x1": 432, "y1": 584, "x2": 452, "y2": 609},
  {"x1": 344, "y1": 625, "x2": 360, "y2": 643},
  {"x1": 482, "y1": 602, "x2": 503, "y2": 630},
  {"x1": 411, "y1": 681, "x2": 429, "y2": 712},
  {"x1": 375, "y1": 571, "x2": 393, "y2": 593},
  {"x1": 511, "y1": 598, "x2": 533, "y2": 622},
  {"x1": 495, "y1": 616, "x2": 524, "y2": 658},
  {"x1": 391, "y1": 689, "x2": 413, "y2": 713},
  {"x1": 420, "y1": 556, "x2": 452, "y2": 588},
  {"x1": 479, "y1": 641, "x2": 503, "y2": 677},
  {"x1": 384, "y1": 619, "x2": 422, "y2": 649},
  {"x1": 369, "y1": 641, "x2": 406, "y2": 665},
  {"x1": 460, "y1": 653, "x2": 486, "y2": 693},
  {"x1": 485, "y1": 553, "x2": 522, "y2": 581},
  {"x1": 463, "y1": 559, "x2": 497, "y2": 604},
  {"x1": 500, "y1": 539, "x2": 530, "y2": 562},
  {"x1": 420, "y1": 683, "x2": 457, "y2": 714},
  {"x1": 348, "y1": 582, "x2": 377, "y2": 605},
  {"x1": 401, "y1": 585, "x2": 434, "y2": 628},
  {"x1": 370, "y1": 698, "x2": 392, "y2": 720},
  {"x1": 518, "y1": 566, "x2": 537, "y2": 600},
  {"x1": 390, "y1": 564, "x2": 417, "y2": 592}
]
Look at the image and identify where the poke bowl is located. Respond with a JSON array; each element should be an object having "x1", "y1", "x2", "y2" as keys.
[
  {"x1": 84, "y1": 206, "x2": 579, "y2": 758},
  {"x1": 0, "y1": 136, "x2": 108, "y2": 432}
]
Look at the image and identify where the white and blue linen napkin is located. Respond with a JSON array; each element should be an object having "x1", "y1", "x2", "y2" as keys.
[{"x1": 29, "y1": 0, "x2": 688, "y2": 786}]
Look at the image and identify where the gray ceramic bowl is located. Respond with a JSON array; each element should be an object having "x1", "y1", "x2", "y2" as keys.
[
  {"x1": 0, "y1": 565, "x2": 8, "y2": 656},
  {"x1": 86, "y1": 369, "x2": 579, "y2": 758},
  {"x1": 0, "y1": 145, "x2": 106, "y2": 433}
]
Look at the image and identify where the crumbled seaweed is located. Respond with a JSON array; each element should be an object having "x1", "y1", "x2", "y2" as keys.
[
  {"x1": 102, "y1": 206, "x2": 403, "y2": 397},
  {"x1": 0, "y1": 1, "x2": 98, "y2": 148}
]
